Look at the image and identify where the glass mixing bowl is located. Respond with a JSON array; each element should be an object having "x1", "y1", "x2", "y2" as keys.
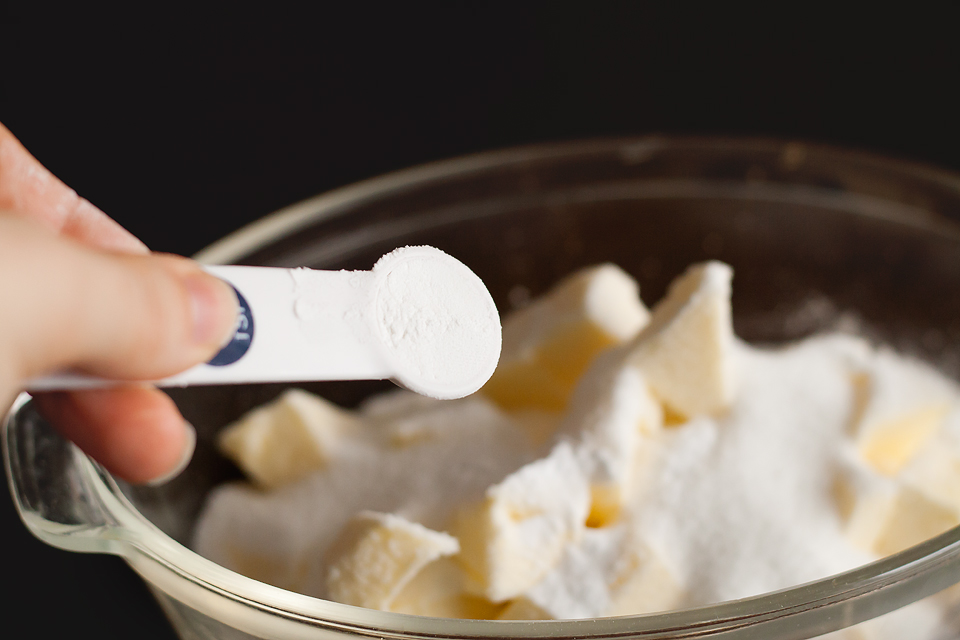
[{"x1": 6, "y1": 137, "x2": 960, "y2": 639}]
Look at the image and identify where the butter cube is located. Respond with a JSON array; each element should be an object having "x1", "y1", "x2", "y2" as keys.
[
  {"x1": 845, "y1": 483, "x2": 959, "y2": 557},
  {"x1": 516, "y1": 526, "x2": 684, "y2": 619},
  {"x1": 901, "y1": 421, "x2": 960, "y2": 511},
  {"x1": 852, "y1": 349, "x2": 956, "y2": 476},
  {"x1": 605, "y1": 540, "x2": 684, "y2": 616},
  {"x1": 625, "y1": 261, "x2": 737, "y2": 419},
  {"x1": 497, "y1": 597, "x2": 552, "y2": 620},
  {"x1": 483, "y1": 264, "x2": 649, "y2": 412},
  {"x1": 390, "y1": 558, "x2": 504, "y2": 619},
  {"x1": 452, "y1": 442, "x2": 590, "y2": 602},
  {"x1": 218, "y1": 389, "x2": 361, "y2": 488},
  {"x1": 560, "y1": 349, "x2": 664, "y2": 527},
  {"x1": 859, "y1": 408, "x2": 949, "y2": 477},
  {"x1": 325, "y1": 511, "x2": 459, "y2": 611}
]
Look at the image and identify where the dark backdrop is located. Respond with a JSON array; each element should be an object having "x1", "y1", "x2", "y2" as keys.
[{"x1": 3, "y1": 4, "x2": 959, "y2": 637}]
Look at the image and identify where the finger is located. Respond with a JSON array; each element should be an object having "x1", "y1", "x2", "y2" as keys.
[
  {"x1": 59, "y1": 198, "x2": 149, "y2": 255},
  {"x1": 0, "y1": 122, "x2": 147, "y2": 254},
  {"x1": 32, "y1": 387, "x2": 195, "y2": 485},
  {"x1": 0, "y1": 215, "x2": 238, "y2": 384}
]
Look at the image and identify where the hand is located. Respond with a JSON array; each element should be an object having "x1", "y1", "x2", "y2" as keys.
[{"x1": 0, "y1": 122, "x2": 238, "y2": 484}]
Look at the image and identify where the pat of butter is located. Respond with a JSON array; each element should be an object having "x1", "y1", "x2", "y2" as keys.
[
  {"x1": 483, "y1": 264, "x2": 649, "y2": 412},
  {"x1": 452, "y1": 442, "x2": 590, "y2": 602},
  {"x1": 497, "y1": 597, "x2": 551, "y2": 620},
  {"x1": 325, "y1": 511, "x2": 459, "y2": 610},
  {"x1": 852, "y1": 349, "x2": 957, "y2": 476},
  {"x1": 389, "y1": 558, "x2": 503, "y2": 619},
  {"x1": 845, "y1": 483, "x2": 959, "y2": 557},
  {"x1": 218, "y1": 389, "x2": 360, "y2": 489},
  {"x1": 560, "y1": 350, "x2": 664, "y2": 527},
  {"x1": 605, "y1": 538, "x2": 684, "y2": 617},
  {"x1": 901, "y1": 412, "x2": 960, "y2": 511},
  {"x1": 513, "y1": 526, "x2": 684, "y2": 619},
  {"x1": 624, "y1": 261, "x2": 737, "y2": 420}
]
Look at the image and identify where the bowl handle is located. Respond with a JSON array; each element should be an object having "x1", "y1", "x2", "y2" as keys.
[{"x1": 3, "y1": 393, "x2": 126, "y2": 555}]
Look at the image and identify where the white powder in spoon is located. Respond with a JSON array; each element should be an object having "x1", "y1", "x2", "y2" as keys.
[
  {"x1": 372, "y1": 246, "x2": 502, "y2": 400},
  {"x1": 284, "y1": 245, "x2": 501, "y2": 399}
]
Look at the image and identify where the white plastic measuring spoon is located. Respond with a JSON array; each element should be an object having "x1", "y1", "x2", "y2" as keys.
[{"x1": 27, "y1": 246, "x2": 502, "y2": 400}]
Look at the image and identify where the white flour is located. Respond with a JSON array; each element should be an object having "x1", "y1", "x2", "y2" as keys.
[
  {"x1": 631, "y1": 337, "x2": 875, "y2": 605},
  {"x1": 193, "y1": 261, "x2": 960, "y2": 636},
  {"x1": 285, "y1": 246, "x2": 501, "y2": 400},
  {"x1": 193, "y1": 395, "x2": 539, "y2": 596},
  {"x1": 193, "y1": 333, "x2": 960, "y2": 634},
  {"x1": 372, "y1": 247, "x2": 501, "y2": 399}
]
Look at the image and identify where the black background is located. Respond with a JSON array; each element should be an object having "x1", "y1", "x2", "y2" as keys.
[{"x1": 3, "y1": 4, "x2": 960, "y2": 637}]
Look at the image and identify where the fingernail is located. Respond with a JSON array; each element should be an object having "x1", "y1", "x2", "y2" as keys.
[
  {"x1": 183, "y1": 272, "x2": 239, "y2": 347},
  {"x1": 147, "y1": 421, "x2": 196, "y2": 487}
]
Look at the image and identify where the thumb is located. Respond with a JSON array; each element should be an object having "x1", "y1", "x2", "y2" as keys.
[{"x1": 0, "y1": 214, "x2": 238, "y2": 389}]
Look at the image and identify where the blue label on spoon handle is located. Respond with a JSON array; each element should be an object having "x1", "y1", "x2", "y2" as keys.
[{"x1": 207, "y1": 286, "x2": 254, "y2": 367}]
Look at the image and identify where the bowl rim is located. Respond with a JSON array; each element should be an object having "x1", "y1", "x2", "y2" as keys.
[
  {"x1": 193, "y1": 134, "x2": 960, "y2": 266},
  {"x1": 23, "y1": 135, "x2": 960, "y2": 638}
]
